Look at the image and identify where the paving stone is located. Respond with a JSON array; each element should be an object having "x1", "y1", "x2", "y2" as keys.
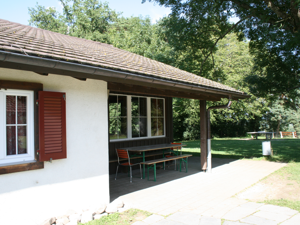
[
  {"x1": 241, "y1": 215, "x2": 277, "y2": 225},
  {"x1": 132, "y1": 221, "x2": 148, "y2": 225},
  {"x1": 253, "y1": 211, "x2": 291, "y2": 223},
  {"x1": 152, "y1": 219, "x2": 185, "y2": 225},
  {"x1": 223, "y1": 221, "x2": 251, "y2": 225},
  {"x1": 239, "y1": 202, "x2": 264, "y2": 210},
  {"x1": 143, "y1": 215, "x2": 164, "y2": 224},
  {"x1": 167, "y1": 212, "x2": 201, "y2": 225},
  {"x1": 258, "y1": 205, "x2": 298, "y2": 216},
  {"x1": 223, "y1": 206, "x2": 258, "y2": 221},
  {"x1": 199, "y1": 216, "x2": 221, "y2": 225},
  {"x1": 281, "y1": 213, "x2": 300, "y2": 225}
]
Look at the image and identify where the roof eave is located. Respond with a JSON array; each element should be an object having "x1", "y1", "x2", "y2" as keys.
[{"x1": 0, "y1": 51, "x2": 250, "y2": 100}]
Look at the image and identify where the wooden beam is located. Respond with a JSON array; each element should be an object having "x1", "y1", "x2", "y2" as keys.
[
  {"x1": 0, "y1": 79, "x2": 43, "y2": 91},
  {"x1": 108, "y1": 82, "x2": 221, "y2": 101},
  {"x1": 200, "y1": 100, "x2": 207, "y2": 171}
]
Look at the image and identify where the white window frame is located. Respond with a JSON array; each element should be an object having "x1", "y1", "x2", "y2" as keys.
[
  {"x1": 0, "y1": 89, "x2": 35, "y2": 166},
  {"x1": 109, "y1": 94, "x2": 166, "y2": 142}
]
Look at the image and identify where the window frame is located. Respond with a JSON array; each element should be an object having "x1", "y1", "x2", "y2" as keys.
[
  {"x1": 109, "y1": 93, "x2": 166, "y2": 142},
  {"x1": 1, "y1": 89, "x2": 35, "y2": 165},
  {"x1": 0, "y1": 80, "x2": 44, "y2": 175}
]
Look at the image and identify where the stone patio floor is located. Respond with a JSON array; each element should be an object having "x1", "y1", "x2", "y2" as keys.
[{"x1": 110, "y1": 157, "x2": 300, "y2": 224}]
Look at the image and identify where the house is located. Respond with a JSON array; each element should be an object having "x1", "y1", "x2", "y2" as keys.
[{"x1": 0, "y1": 19, "x2": 249, "y2": 224}]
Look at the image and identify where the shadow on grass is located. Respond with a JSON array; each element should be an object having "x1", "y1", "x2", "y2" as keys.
[{"x1": 181, "y1": 138, "x2": 300, "y2": 163}]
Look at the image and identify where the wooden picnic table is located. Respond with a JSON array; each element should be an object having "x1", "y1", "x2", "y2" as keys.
[
  {"x1": 247, "y1": 131, "x2": 275, "y2": 140},
  {"x1": 121, "y1": 143, "x2": 186, "y2": 179}
]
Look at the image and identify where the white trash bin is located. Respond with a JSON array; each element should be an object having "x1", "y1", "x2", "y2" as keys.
[{"x1": 262, "y1": 141, "x2": 272, "y2": 156}]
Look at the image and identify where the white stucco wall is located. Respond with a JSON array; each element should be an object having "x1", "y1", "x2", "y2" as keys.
[{"x1": 0, "y1": 68, "x2": 109, "y2": 225}]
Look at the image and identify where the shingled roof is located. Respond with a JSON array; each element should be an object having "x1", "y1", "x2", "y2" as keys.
[{"x1": 0, "y1": 19, "x2": 247, "y2": 98}]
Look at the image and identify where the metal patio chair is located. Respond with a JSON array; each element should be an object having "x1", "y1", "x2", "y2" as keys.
[{"x1": 115, "y1": 148, "x2": 142, "y2": 183}]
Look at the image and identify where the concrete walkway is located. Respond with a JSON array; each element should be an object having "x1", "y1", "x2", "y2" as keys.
[
  {"x1": 133, "y1": 203, "x2": 300, "y2": 224},
  {"x1": 111, "y1": 158, "x2": 300, "y2": 224}
]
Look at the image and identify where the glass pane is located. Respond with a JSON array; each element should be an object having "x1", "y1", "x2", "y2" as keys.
[
  {"x1": 109, "y1": 96, "x2": 118, "y2": 118},
  {"x1": 151, "y1": 99, "x2": 157, "y2": 117},
  {"x1": 140, "y1": 98, "x2": 147, "y2": 116},
  {"x1": 132, "y1": 118, "x2": 139, "y2": 138},
  {"x1": 17, "y1": 96, "x2": 27, "y2": 124},
  {"x1": 140, "y1": 118, "x2": 147, "y2": 137},
  {"x1": 151, "y1": 118, "x2": 158, "y2": 136},
  {"x1": 6, "y1": 96, "x2": 16, "y2": 124},
  {"x1": 120, "y1": 118, "x2": 127, "y2": 139},
  {"x1": 132, "y1": 97, "x2": 139, "y2": 117},
  {"x1": 109, "y1": 118, "x2": 118, "y2": 140},
  {"x1": 6, "y1": 126, "x2": 16, "y2": 155},
  {"x1": 18, "y1": 126, "x2": 27, "y2": 154},
  {"x1": 118, "y1": 96, "x2": 127, "y2": 117},
  {"x1": 157, "y1": 118, "x2": 164, "y2": 136},
  {"x1": 157, "y1": 99, "x2": 164, "y2": 117}
]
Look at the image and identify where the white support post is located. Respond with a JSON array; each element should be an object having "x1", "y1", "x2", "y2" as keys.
[
  {"x1": 280, "y1": 132, "x2": 283, "y2": 138},
  {"x1": 207, "y1": 139, "x2": 212, "y2": 173}
]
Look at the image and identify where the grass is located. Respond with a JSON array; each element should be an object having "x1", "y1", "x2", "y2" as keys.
[
  {"x1": 263, "y1": 199, "x2": 300, "y2": 212},
  {"x1": 262, "y1": 164, "x2": 300, "y2": 211},
  {"x1": 274, "y1": 162, "x2": 300, "y2": 183},
  {"x1": 180, "y1": 138, "x2": 300, "y2": 163},
  {"x1": 79, "y1": 209, "x2": 151, "y2": 225}
]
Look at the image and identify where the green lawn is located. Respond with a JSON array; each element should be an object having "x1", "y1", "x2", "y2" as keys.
[
  {"x1": 79, "y1": 209, "x2": 151, "y2": 225},
  {"x1": 180, "y1": 138, "x2": 300, "y2": 162}
]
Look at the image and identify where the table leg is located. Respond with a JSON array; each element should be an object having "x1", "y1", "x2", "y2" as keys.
[
  {"x1": 143, "y1": 152, "x2": 145, "y2": 179},
  {"x1": 154, "y1": 164, "x2": 156, "y2": 182},
  {"x1": 163, "y1": 149, "x2": 165, "y2": 170}
]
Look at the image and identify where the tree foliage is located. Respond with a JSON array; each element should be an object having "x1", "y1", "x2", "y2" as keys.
[
  {"x1": 28, "y1": 0, "x2": 300, "y2": 139},
  {"x1": 29, "y1": 0, "x2": 120, "y2": 43},
  {"x1": 29, "y1": 0, "x2": 173, "y2": 59},
  {"x1": 144, "y1": 0, "x2": 300, "y2": 105},
  {"x1": 172, "y1": 34, "x2": 271, "y2": 139}
]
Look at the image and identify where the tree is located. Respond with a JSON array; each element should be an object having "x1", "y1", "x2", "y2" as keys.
[
  {"x1": 28, "y1": 0, "x2": 171, "y2": 59},
  {"x1": 172, "y1": 33, "x2": 270, "y2": 139},
  {"x1": 260, "y1": 99, "x2": 300, "y2": 133},
  {"x1": 29, "y1": 0, "x2": 120, "y2": 43},
  {"x1": 144, "y1": 0, "x2": 300, "y2": 105}
]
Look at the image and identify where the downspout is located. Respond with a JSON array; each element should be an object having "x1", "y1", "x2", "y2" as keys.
[{"x1": 206, "y1": 96, "x2": 232, "y2": 173}]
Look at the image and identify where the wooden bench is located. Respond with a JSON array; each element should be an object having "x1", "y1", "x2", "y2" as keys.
[
  {"x1": 140, "y1": 154, "x2": 193, "y2": 181},
  {"x1": 280, "y1": 131, "x2": 297, "y2": 138}
]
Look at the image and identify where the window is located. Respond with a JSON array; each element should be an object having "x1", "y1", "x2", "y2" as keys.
[
  {"x1": 151, "y1": 99, "x2": 164, "y2": 136},
  {"x1": 109, "y1": 94, "x2": 165, "y2": 141},
  {"x1": 132, "y1": 97, "x2": 147, "y2": 138},
  {"x1": 0, "y1": 89, "x2": 34, "y2": 165},
  {"x1": 109, "y1": 95, "x2": 127, "y2": 140}
]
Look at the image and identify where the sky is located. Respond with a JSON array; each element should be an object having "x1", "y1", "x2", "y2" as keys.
[{"x1": 0, "y1": 0, "x2": 171, "y2": 25}]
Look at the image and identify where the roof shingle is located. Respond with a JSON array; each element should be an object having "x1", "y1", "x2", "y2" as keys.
[{"x1": 0, "y1": 19, "x2": 243, "y2": 94}]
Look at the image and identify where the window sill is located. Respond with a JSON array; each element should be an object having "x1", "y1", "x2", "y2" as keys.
[{"x1": 0, "y1": 161, "x2": 44, "y2": 175}]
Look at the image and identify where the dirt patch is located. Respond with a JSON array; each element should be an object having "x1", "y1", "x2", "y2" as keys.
[
  {"x1": 118, "y1": 210, "x2": 150, "y2": 224},
  {"x1": 237, "y1": 173, "x2": 300, "y2": 202},
  {"x1": 131, "y1": 212, "x2": 149, "y2": 221}
]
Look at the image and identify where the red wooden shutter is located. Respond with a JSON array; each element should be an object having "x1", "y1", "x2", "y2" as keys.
[{"x1": 38, "y1": 91, "x2": 67, "y2": 162}]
